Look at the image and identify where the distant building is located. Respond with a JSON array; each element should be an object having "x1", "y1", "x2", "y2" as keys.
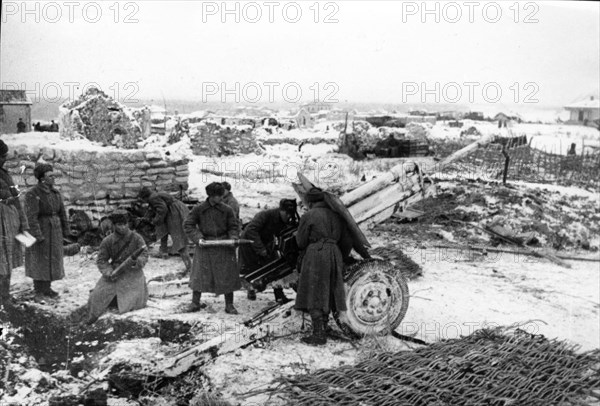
[
  {"x1": 296, "y1": 108, "x2": 313, "y2": 128},
  {"x1": 463, "y1": 111, "x2": 484, "y2": 121},
  {"x1": 564, "y1": 96, "x2": 600, "y2": 126},
  {"x1": 277, "y1": 108, "x2": 314, "y2": 129},
  {"x1": 494, "y1": 112, "x2": 522, "y2": 127},
  {"x1": 0, "y1": 90, "x2": 32, "y2": 134},
  {"x1": 301, "y1": 101, "x2": 333, "y2": 114}
]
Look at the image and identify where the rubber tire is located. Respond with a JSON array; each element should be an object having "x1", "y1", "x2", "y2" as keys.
[{"x1": 334, "y1": 259, "x2": 409, "y2": 338}]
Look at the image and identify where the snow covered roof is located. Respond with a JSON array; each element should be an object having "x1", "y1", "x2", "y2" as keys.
[
  {"x1": 564, "y1": 97, "x2": 600, "y2": 110},
  {"x1": 0, "y1": 90, "x2": 32, "y2": 105}
]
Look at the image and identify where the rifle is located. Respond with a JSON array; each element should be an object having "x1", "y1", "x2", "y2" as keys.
[{"x1": 109, "y1": 245, "x2": 147, "y2": 280}]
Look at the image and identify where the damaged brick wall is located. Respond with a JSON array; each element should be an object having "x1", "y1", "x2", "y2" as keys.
[
  {"x1": 190, "y1": 121, "x2": 263, "y2": 156},
  {"x1": 3, "y1": 144, "x2": 189, "y2": 221},
  {"x1": 59, "y1": 87, "x2": 142, "y2": 149}
]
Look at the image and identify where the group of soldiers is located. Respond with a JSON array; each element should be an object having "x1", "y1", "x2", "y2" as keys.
[{"x1": 0, "y1": 139, "x2": 351, "y2": 345}]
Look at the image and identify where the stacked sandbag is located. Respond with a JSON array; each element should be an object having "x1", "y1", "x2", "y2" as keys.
[{"x1": 2, "y1": 144, "x2": 188, "y2": 222}]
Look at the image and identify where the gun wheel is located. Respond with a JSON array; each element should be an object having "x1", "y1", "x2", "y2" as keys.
[{"x1": 334, "y1": 259, "x2": 409, "y2": 338}]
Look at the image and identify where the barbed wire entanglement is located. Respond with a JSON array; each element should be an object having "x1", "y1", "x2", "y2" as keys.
[{"x1": 274, "y1": 327, "x2": 600, "y2": 405}]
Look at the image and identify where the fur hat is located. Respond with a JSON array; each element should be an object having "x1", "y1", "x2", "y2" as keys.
[
  {"x1": 138, "y1": 186, "x2": 153, "y2": 200},
  {"x1": 108, "y1": 210, "x2": 129, "y2": 224},
  {"x1": 279, "y1": 199, "x2": 297, "y2": 214},
  {"x1": 206, "y1": 182, "x2": 225, "y2": 197},
  {"x1": 33, "y1": 163, "x2": 54, "y2": 180},
  {"x1": 0, "y1": 140, "x2": 8, "y2": 156},
  {"x1": 305, "y1": 187, "x2": 325, "y2": 203}
]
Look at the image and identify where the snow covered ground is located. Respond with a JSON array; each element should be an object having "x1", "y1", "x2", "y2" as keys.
[{"x1": 1, "y1": 120, "x2": 599, "y2": 406}]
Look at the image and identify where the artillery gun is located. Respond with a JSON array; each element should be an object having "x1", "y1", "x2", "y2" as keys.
[
  {"x1": 243, "y1": 134, "x2": 499, "y2": 338},
  {"x1": 150, "y1": 134, "x2": 500, "y2": 377}
]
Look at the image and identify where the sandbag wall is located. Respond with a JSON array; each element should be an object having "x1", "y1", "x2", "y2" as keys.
[{"x1": 3, "y1": 145, "x2": 189, "y2": 221}]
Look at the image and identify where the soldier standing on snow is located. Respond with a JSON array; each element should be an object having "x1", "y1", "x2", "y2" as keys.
[
  {"x1": 0, "y1": 140, "x2": 29, "y2": 309},
  {"x1": 24, "y1": 163, "x2": 69, "y2": 298},
  {"x1": 184, "y1": 182, "x2": 240, "y2": 314},
  {"x1": 295, "y1": 187, "x2": 351, "y2": 346}
]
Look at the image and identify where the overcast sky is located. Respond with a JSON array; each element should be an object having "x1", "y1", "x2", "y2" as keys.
[{"x1": 2, "y1": 1, "x2": 599, "y2": 109}]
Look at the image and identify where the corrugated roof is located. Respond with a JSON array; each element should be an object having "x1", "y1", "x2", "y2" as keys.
[
  {"x1": 564, "y1": 98, "x2": 600, "y2": 110},
  {"x1": 0, "y1": 90, "x2": 33, "y2": 104}
]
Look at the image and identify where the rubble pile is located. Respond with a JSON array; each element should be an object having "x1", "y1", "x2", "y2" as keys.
[
  {"x1": 2, "y1": 142, "x2": 189, "y2": 222},
  {"x1": 59, "y1": 87, "x2": 142, "y2": 149},
  {"x1": 258, "y1": 136, "x2": 336, "y2": 147},
  {"x1": 189, "y1": 122, "x2": 263, "y2": 156},
  {"x1": 337, "y1": 121, "x2": 433, "y2": 159},
  {"x1": 382, "y1": 179, "x2": 600, "y2": 251},
  {"x1": 276, "y1": 328, "x2": 600, "y2": 405}
]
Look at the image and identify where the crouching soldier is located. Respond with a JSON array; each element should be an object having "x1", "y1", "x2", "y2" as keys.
[
  {"x1": 138, "y1": 187, "x2": 192, "y2": 273},
  {"x1": 86, "y1": 210, "x2": 149, "y2": 324},
  {"x1": 239, "y1": 199, "x2": 298, "y2": 303}
]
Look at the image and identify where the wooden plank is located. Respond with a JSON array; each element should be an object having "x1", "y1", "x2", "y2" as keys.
[{"x1": 159, "y1": 302, "x2": 297, "y2": 377}]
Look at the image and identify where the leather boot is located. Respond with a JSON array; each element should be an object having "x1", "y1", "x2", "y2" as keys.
[
  {"x1": 273, "y1": 287, "x2": 290, "y2": 304},
  {"x1": 44, "y1": 282, "x2": 59, "y2": 298},
  {"x1": 224, "y1": 292, "x2": 238, "y2": 314},
  {"x1": 181, "y1": 252, "x2": 192, "y2": 273},
  {"x1": 302, "y1": 310, "x2": 327, "y2": 346},
  {"x1": 33, "y1": 280, "x2": 45, "y2": 295},
  {"x1": 184, "y1": 291, "x2": 206, "y2": 312},
  {"x1": 247, "y1": 289, "x2": 257, "y2": 301},
  {"x1": 0, "y1": 275, "x2": 12, "y2": 310}
]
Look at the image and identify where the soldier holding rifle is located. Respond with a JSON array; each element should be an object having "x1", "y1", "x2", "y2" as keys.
[{"x1": 86, "y1": 210, "x2": 149, "y2": 324}]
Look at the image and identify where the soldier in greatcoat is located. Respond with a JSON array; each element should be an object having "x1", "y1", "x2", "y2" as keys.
[
  {"x1": 86, "y1": 210, "x2": 148, "y2": 324},
  {"x1": 138, "y1": 187, "x2": 192, "y2": 272},
  {"x1": 239, "y1": 199, "x2": 298, "y2": 303},
  {"x1": 295, "y1": 187, "x2": 352, "y2": 346},
  {"x1": 0, "y1": 140, "x2": 29, "y2": 309},
  {"x1": 184, "y1": 182, "x2": 239, "y2": 313},
  {"x1": 24, "y1": 163, "x2": 69, "y2": 298}
]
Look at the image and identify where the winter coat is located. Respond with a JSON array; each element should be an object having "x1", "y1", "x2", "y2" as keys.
[
  {"x1": 294, "y1": 201, "x2": 349, "y2": 313},
  {"x1": 147, "y1": 192, "x2": 189, "y2": 253},
  {"x1": 0, "y1": 168, "x2": 28, "y2": 276},
  {"x1": 239, "y1": 208, "x2": 288, "y2": 274},
  {"x1": 88, "y1": 230, "x2": 148, "y2": 319},
  {"x1": 24, "y1": 183, "x2": 68, "y2": 281},
  {"x1": 184, "y1": 199, "x2": 239, "y2": 294}
]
